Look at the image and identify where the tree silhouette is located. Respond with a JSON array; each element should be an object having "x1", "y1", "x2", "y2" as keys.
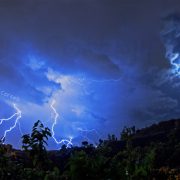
[{"x1": 22, "y1": 120, "x2": 51, "y2": 169}]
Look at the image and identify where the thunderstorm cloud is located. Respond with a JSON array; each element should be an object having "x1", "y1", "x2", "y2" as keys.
[{"x1": 0, "y1": 0, "x2": 180, "y2": 148}]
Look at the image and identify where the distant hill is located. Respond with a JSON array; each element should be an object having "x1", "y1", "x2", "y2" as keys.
[
  {"x1": 132, "y1": 119, "x2": 180, "y2": 146},
  {"x1": 1, "y1": 118, "x2": 180, "y2": 179}
]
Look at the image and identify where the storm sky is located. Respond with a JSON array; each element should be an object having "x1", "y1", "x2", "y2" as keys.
[{"x1": 0, "y1": 0, "x2": 180, "y2": 149}]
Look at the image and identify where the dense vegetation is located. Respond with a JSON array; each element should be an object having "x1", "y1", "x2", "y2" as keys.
[{"x1": 0, "y1": 119, "x2": 180, "y2": 180}]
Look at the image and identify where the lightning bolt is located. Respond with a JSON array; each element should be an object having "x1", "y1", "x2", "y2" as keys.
[
  {"x1": 162, "y1": 18, "x2": 180, "y2": 76},
  {"x1": 75, "y1": 74, "x2": 122, "y2": 84},
  {"x1": 89, "y1": 78, "x2": 122, "y2": 83},
  {"x1": 0, "y1": 104, "x2": 22, "y2": 142},
  {"x1": 77, "y1": 127, "x2": 101, "y2": 146},
  {"x1": 49, "y1": 74, "x2": 119, "y2": 147},
  {"x1": 0, "y1": 106, "x2": 18, "y2": 125},
  {"x1": 50, "y1": 100, "x2": 73, "y2": 147},
  {"x1": 166, "y1": 51, "x2": 180, "y2": 75},
  {"x1": 69, "y1": 75, "x2": 121, "y2": 96}
]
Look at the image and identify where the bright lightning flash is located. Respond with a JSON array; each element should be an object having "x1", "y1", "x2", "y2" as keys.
[
  {"x1": 47, "y1": 71, "x2": 121, "y2": 147},
  {"x1": 50, "y1": 100, "x2": 73, "y2": 147},
  {"x1": 0, "y1": 104, "x2": 22, "y2": 142},
  {"x1": 77, "y1": 127, "x2": 101, "y2": 145}
]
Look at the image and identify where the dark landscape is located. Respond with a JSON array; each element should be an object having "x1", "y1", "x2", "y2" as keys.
[{"x1": 0, "y1": 119, "x2": 180, "y2": 179}]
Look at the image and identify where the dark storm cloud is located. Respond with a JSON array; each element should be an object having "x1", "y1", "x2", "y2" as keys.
[
  {"x1": 0, "y1": 0, "x2": 179, "y2": 100},
  {"x1": 1, "y1": 0, "x2": 180, "y2": 148},
  {"x1": 159, "y1": 13, "x2": 180, "y2": 90},
  {"x1": 0, "y1": 1, "x2": 167, "y2": 69},
  {"x1": 0, "y1": 0, "x2": 126, "y2": 79},
  {"x1": 75, "y1": 50, "x2": 120, "y2": 79},
  {"x1": 140, "y1": 91, "x2": 178, "y2": 121}
]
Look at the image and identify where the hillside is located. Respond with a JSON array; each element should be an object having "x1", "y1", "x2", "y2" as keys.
[{"x1": 0, "y1": 119, "x2": 180, "y2": 179}]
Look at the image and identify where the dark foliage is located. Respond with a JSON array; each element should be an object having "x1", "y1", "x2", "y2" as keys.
[{"x1": 0, "y1": 119, "x2": 180, "y2": 179}]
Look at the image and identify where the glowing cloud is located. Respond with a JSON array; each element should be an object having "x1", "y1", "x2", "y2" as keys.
[{"x1": 161, "y1": 14, "x2": 180, "y2": 75}]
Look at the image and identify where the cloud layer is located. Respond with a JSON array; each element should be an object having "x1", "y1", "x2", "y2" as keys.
[{"x1": 0, "y1": 0, "x2": 180, "y2": 148}]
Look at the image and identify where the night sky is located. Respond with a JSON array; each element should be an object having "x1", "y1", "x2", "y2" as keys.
[{"x1": 0, "y1": 0, "x2": 180, "y2": 149}]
